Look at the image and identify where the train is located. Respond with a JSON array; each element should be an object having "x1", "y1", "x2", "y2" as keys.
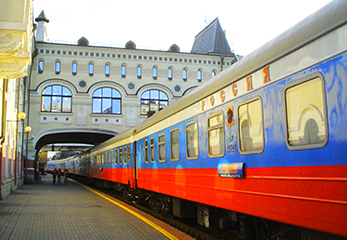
[{"x1": 47, "y1": 1, "x2": 347, "y2": 239}]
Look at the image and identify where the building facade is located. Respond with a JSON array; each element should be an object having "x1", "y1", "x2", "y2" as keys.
[
  {"x1": 28, "y1": 12, "x2": 239, "y2": 171},
  {"x1": 0, "y1": 0, "x2": 33, "y2": 199}
]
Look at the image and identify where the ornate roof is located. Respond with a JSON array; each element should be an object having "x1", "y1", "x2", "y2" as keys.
[
  {"x1": 191, "y1": 18, "x2": 233, "y2": 57},
  {"x1": 35, "y1": 10, "x2": 49, "y2": 23}
]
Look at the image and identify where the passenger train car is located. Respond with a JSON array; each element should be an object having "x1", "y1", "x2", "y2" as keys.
[{"x1": 47, "y1": 1, "x2": 347, "y2": 239}]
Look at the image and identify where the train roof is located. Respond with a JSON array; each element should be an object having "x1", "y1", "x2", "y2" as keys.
[{"x1": 133, "y1": 0, "x2": 347, "y2": 134}]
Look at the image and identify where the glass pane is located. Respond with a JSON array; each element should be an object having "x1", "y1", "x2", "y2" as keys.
[
  {"x1": 62, "y1": 97, "x2": 71, "y2": 112},
  {"x1": 186, "y1": 122, "x2": 198, "y2": 158},
  {"x1": 121, "y1": 65, "x2": 126, "y2": 77},
  {"x1": 197, "y1": 70, "x2": 202, "y2": 81},
  {"x1": 159, "y1": 100, "x2": 168, "y2": 108},
  {"x1": 51, "y1": 97, "x2": 62, "y2": 112},
  {"x1": 168, "y1": 68, "x2": 172, "y2": 79},
  {"x1": 150, "y1": 101, "x2": 159, "y2": 112},
  {"x1": 208, "y1": 128, "x2": 224, "y2": 155},
  {"x1": 89, "y1": 64, "x2": 94, "y2": 75},
  {"x1": 62, "y1": 87, "x2": 71, "y2": 96},
  {"x1": 171, "y1": 129, "x2": 179, "y2": 160},
  {"x1": 286, "y1": 78, "x2": 326, "y2": 146},
  {"x1": 141, "y1": 103, "x2": 149, "y2": 115},
  {"x1": 208, "y1": 113, "x2": 224, "y2": 156},
  {"x1": 142, "y1": 91, "x2": 149, "y2": 99},
  {"x1": 55, "y1": 62, "x2": 61, "y2": 73},
  {"x1": 182, "y1": 69, "x2": 187, "y2": 80},
  {"x1": 211, "y1": 71, "x2": 216, "y2": 78},
  {"x1": 145, "y1": 140, "x2": 148, "y2": 163},
  {"x1": 159, "y1": 135, "x2": 165, "y2": 161},
  {"x1": 38, "y1": 61, "x2": 44, "y2": 73},
  {"x1": 112, "y1": 99, "x2": 121, "y2": 114},
  {"x1": 42, "y1": 96, "x2": 51, "y2": 111},
  {"x1": 92, "y1": 99, "x2": 101, "y2": 113},
  {"x1": 105, "y1": 64, "x2": 110, "y2": 76},
  {"x1": 72, "y1": 63, "x2": 77, "y2": 74},
  {"x1": 112, "y1": 89, "x2": 121, "y2": 98},
  {"x1": 239, "y1": 100, "x2": 263, "y2": 152},
  {"x1": 115, "y1": 149, "x2": 118, "y2": 164},
  {"x1": 102, "y1": 99, "x2": 111, "y2": 113},
  {"x1": 103, "y1": 88, "x2": 112, "y2": 97},
  {"x1": 52, "y1": 85, "x2": 62, "y2": 95},
  {"x1": 159, "y1": 91, "x2": 168, "y2": 100},
  {"x1": 151, "y1": 90, "x2": 159, "y2": 99},
  {"x1": 152, "y1": 67, "x2": 157, "y2": 78},
  {"x1": 119, "y1": 148, "x2": 123, "y2": 164},
  {"x1": 150, "y1": 138, "x2": 154, "y2": 162},
  {"x1": 93, "y1": 89, "x2": 102, "y2": 97},
  {"x1": 137, "y1": 66, "x2": 142, "y2": 77},
  {"x1": 43, "y1": 86, "x2": 52, "y2": 95}
]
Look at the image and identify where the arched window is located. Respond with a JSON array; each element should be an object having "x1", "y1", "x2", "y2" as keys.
[
  {"x1": 197, "y1": 69, "x2": 202, "y2": 82},
  {"x1": 152, "y1": 66, "x2": 158, "y2": 80},
  {"x1": 38, "y1": 60, "x2": 44, "y2": 74},
  {"x1": 121, "y1": 64, "x2": 126, "y2": 78},
  {"x1": 168, "y1": 67, "x2": 173, "y2": 80},
  {"x1": 105, "y1": 63, "x2": 110, "y2": 77},
  {"x1": 92, "y1": 87, "x2": 121, "y2": 114},
  {"x1": 137, "y1": 65, "x2": 142, "y2": 79},
  {"x1": 140, "y1": 90, "x2": 168, "y2": 115},
  {"x1": 41, "y1": 85, "x2": 72, "y2": 112},
  {"x1": 72, "y1": 62, "x2": 77, "y2": 76},
  {"x1": 55, "y1": 61, "x2": 61, "y2": 75},
  {"x1": 211, "y1": 70, "x2": 216, "y2": 78},
  {"x1": 89, "y1": 62, "x2": 94, "y2": 76},
  {"x1": 182, "y1": 68, "x2": 187, "y2": 81}
]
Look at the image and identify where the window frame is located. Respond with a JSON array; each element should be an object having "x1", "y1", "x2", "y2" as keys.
[
  {"x1": 237, "y1": 97, "x2": 264, "y2": 155},
  {"x1": 284, "y1": 73, "x2": 328, "y2": 150},
  {"x1": 140, "y1": 89, "x2": 168, "y2": 115},
  {"x1": 150, "y1": 137, "x2": 154, "y2": 163},
  {"x1": 72, "y1": 61, "x2": 78, "y2": 76},
  {"x1": 105, "y1": 63, "x2": 110, "y2": 77},
  {"x1": 115, "y1": 149, "x2": 118, "y2": 165},
  {"x1": 186, "y1": 121, "x2": 199, "y2": 160},
  {"x1": 88, "y1": 62, "x2": 94, "y2": 76},
  {"x1": 38, "y1": 60, "x2": 44, "y2": 74},
  {"x1": 145, "y1": 139, "x2": 149, "y2": 163},
  {"x1": 92, "y1": 87, "x2": 122, "y2": 114},
  {"x1": 170, "y1": 128, "x2": 180, "y2": 161},
  {"x1": 197, "y1": 69, "x2": 202, "y2": 82},
  {"x1": 207, "y1": 111, "x2": 225, "y2": 158},
  {"x1": 158, "y1": 133, "x2": 166, "y2": 162},
  {"x1": 168, "y1": 67, "x2": 173, "y2": 80},
  {"x1": 55, "y1": 60, "x2": 61, "y2": 75},
  {"x1": 121, "y1": 64, "x2": 126, "y2": 78},
  {"x1": 119, "y1": 147, "x2": 123, "y2": 165},
  {"x1": 152, "y1": 66, "x2": 158, "y2": 80},
  {"x1": 137, "y1": 65, "x2": 142, "y2": 79},
  {"x1": 41, "y1": 85, "x2": 72, "y2": 113},
  {"x1": 182, "y1": 68, "x2": 188, "y2": 81}
]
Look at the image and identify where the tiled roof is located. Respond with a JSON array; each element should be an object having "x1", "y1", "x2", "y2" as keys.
[{"x1": 191, "y1": 18, "x2": 233, "y2": 56}]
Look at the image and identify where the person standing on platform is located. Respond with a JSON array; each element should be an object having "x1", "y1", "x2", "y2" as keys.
[
  {"x1": 53, "y1": 168, "x2": 57, "y2": 184},
  {"x1": 64, "y1": 168, "x2": 68, "y2": 184},
  {"x1": 57, "y1": 168, "x2": 62, "y2": 184}
]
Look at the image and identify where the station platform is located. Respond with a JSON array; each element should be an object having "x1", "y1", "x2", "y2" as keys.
[{"x1": 0, "y1": 175, "x2": 194, "y2": 240}]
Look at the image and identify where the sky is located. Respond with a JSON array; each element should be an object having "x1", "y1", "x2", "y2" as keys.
[{"x1": 32, "y1": 0, "x2": 333, "y2": 57}]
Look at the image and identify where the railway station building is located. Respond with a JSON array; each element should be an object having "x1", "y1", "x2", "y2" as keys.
[{"x1": 1, "y1": 5, "x2": 240, "y2": 199}]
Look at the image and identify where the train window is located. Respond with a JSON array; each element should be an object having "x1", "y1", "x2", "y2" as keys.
[
  {"x1": 186, "y1": 121, "x2": 199, "y2": 159},
  {"x1": 158, "y1": 133, "x2": 165, "y2": 162},
  {"x1": 119, "y1": 148, "x2": 123, "y2": 164},
  {"x1": 106, "y1": 151, "x2": 109, "y2": 165},
  {"x1": 238, "y1": 98, "x2": 264, "y2": 154},
  {"x1": 110, "y1": 150, "x2": 113, "y2": 165},
  {"x1": 208, "y1": 112, "x2": 225, "y2": 157},
  {"x1": 124, "y1": 147, "x2": 127, "y2": 164},
  {"x1": 170, "y1": 128, "x2": 180, "y2": 161},
  {"x1": 285, "y1": 76, "x2": 327, "y2": 148},
  {"x1": 127, "y1": 145, "x2": 131, "y2": 164},
  {"x1": 150, "y1": 137, "x2": 154, "y2": 163},
  {"x1": 115, "y1": 149, "x2": 118, "y2": 165},
  {"x1": 145, "y1": 139, "x2": 149, "y2": 163}
]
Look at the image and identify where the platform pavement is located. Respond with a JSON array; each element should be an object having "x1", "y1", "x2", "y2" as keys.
[{"x1": 0, "y1": 175, "x2": 194, "y2": 240}]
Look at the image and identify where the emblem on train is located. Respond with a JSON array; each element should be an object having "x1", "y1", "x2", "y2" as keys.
[{"x1": 218, "y1": 162, "x2": 245, "y2": 179}]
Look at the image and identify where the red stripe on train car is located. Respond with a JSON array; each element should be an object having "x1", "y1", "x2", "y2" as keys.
[{"x1": 137, "y1": 165, "x2": 347, "y2": 237}]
